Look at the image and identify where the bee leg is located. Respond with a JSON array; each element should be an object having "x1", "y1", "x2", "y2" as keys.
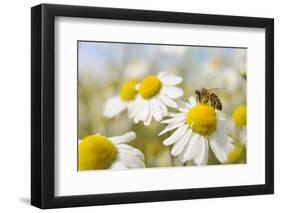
[{"x1": 211, "y1": 99, "x2": 215, "y2": 109}]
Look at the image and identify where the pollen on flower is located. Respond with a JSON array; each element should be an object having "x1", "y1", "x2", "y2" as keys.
[
  {"x1": 232, "y1": 105, "x2": 246, "y2": 127},
  {"x1": 119, "y1": 80, "x2": 138, "y2": 101},
  {"x1": 139, "y1": 75, "x2": 162, "y2": 99},
  {"x1": 79, "y1": 135, "x2": 117, "y2": 170},
  {"x1": 186, "y1": 103, "x2": 217, "y2": 136}
]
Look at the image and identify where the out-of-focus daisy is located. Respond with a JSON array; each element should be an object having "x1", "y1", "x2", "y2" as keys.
[
  {"x1": 159, "y1": 97, "x2": 234, "y2": 165},
  {"x1": 229, "y1": 105, "x2": 247, "y2": 145},
  {"x1": 216, "y1": 68, "x2": 241, "y2": 92},
  {"x1": 124, "y1": 61, "x2": 149, "y2": 80},
  {"x1": 130, "y1": 72, "x2": 183, "y2": 125},
  {"x1": 226, "y1": 142, "x2": 245, "y2": 164},
  {"x1": 79, "y1": 132, "x2": 144, "y2": 170},
  {"x1": 104, "y1": 80, "x2": 138, "y2": 118}
]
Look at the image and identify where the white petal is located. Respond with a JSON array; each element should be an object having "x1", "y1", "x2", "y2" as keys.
[
  {"x1": 183, "y1": 133, "x2": 200, "y2": 161},
  {"x1": 144, "y1": 101, "x2": 152, "y2": 126},
  {"x1": 177, "y1": 99, "x2": 192, "y2": 109},
  {"x1": 140, "y1": 100, "x2": 150, "y2": 121},
  {"x1": 215, "y1": 129, "x2": 234, "y2": 153},
  {"x1": 217, "y1": 119, "x2": 229, "y2": 135},
  {"x1": 225, "y1": 136, "x2": 235, "y2": 153},
  {"x1": 118, "y1": 148, "x2": 144, "y2": 161},
  {"x1": 209, "y1": 135, "x2": 228, "y2": 163},
  {"x1": 127, "y1": 102, "x2": 135, "y2": 116},
  {"x1": 159, "y1": 74, "x2": 182, "y2": 86},
  {"x1": 226, "y1": 119, "x2": 236, "y2": 132},
  {"x1": 119, "y1": 153, "x2": 145, "y2": 168},
  {"x1": 157, "y1": 71, "x2": 168, "y2": 78},
  {"x1": 133, "y1": 99, "x2": 145, "y2": 123},
  {"x1": 168, "y1": 112, "x2": 186, "y2": 117},
  {"x1": 129, "y1": 96, "x2": 141, "y2": 118},
  {"x1": 194, "y1": 136, "x2": 209, "y2": 165},
  {"x1": 103, "y1": 96, "x2": 127, "y2": 118},
  {"x1": 176, "y1": 100, "x2": 191, "y2": 112},
  {"x1": 110, "y1": 158, "x2": 128, "y2": 170},
  {"x1": 161, "y1": 115, "x2": 186, "y2": 124},
  {"x1": 178, "y1": 150, "x2": 186, "y2": 163},
  {"x1": 116, "y1": 144, "x2": 144, "y2": 160},
  {"x1": 157, "y1": 97, "x2": 168, "y2": 117},
  {"x1": 171, "y1": 129, "x2": 192, "y2": 156},
  {"x1": 202, "y1": 138, "x2": 209, "y2": 165},
  {"x1": 135, "y1": 84, "x2": 140, "y2": 90},
  {"x1": 178, "y1": 132, "x2": 192, "y2": 163},
  {"x1": 159, "y1": 121, "x2": 186, "y2": 136},
  {"x1": 189, "y1": 96, "x2": 197, "y2": 106},
  {"x1": 158, "y1": 94, "x2": 178, "y2": 108},
  {"x1": 163, "y1": 125, "x2": 188, "y2": 146},
  {"x1": 109, "y1": 132, "x2": 136, "y2": 144},
  {"x1": 161, "y1": 86, "x2": 183, "y2": 99},
  {"x1": 151, "y1": 98, "x2": 163, "y2": 121}
]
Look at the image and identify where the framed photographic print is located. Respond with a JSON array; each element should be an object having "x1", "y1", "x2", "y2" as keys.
[{"x1": 31, "y1": 3, "x2": 274, "y2": 209}]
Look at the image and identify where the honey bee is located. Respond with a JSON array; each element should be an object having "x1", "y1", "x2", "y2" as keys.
[{"x1": 195, "y1": 88, "x2": 223, "y2": 111}]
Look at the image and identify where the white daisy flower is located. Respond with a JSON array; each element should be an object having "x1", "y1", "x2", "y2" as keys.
[
  {"x1": 79, "y1": 132, "x2": 144, "y2": 170},
  {"x1": 130, "y1": 72, "x2": 183, "y2": 125},
  {"x1": 103, "y1": 80, "x2": 138, "y2": 118},
  {"x1": 216, "y1": 68, "x2": 241, "y2": 92},
  {"x1": 159, "y1": 97, "x2": 234, "y2": 165},
  {"x1": 228, "y1": 105, "x2": 247, "y2": 145}
]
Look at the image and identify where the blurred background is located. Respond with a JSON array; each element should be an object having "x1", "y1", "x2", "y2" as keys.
[{"x1": 78, "y1": 41, "x2": 247, "y2": 167}]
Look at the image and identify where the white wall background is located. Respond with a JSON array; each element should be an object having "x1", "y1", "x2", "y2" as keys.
[{"x1": 0, "y1": 0, "x2": 279, "y2": 212}]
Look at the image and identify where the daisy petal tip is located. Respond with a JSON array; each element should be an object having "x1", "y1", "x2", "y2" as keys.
[
  {"x1": 179, "y1": 158, "x2": 187, "y2": 164},
  {"x1": 179, "y1": 90, "x2": 184, "y2": 97},
  {"x1": 163, "y1": 141, "x2": 170, "y2": 146},
  {"x1": 144, "y1": 123, "x2": 150, "y2": 126},
  {"x1": 171, "y1": 151, "x2": 178, "y2": 157},
  {"x1": 228, "y1": 136, "x2": 234, "y2": 144},
  {"x1": 178, "y1": 77, "x2": 183, "y2": 83},
  {"x1": 127, "y1": 131, "x2": 136, "y2": 139},
  {"x1": 158, "y1": 132, "x2": 164, "y2": 136},
  {"x1": 159, "y1": 130, "x2": 168, "y2": 136},
  {"x1": 135, "y1": 84, "x2": 140, "y2": 90},
  {"x1": 229, "y1": 143, "x2": 235, "y2": 152}
]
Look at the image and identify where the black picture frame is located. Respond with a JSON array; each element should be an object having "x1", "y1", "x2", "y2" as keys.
[{"x1": 31, "y1": 3, "x2": 274, "y2": 209}]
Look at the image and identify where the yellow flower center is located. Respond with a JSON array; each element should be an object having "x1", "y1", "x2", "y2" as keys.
[
  {"x1": 186, "y1": 104, "x2": 217, "y2": 136},
  {"x1": 119, "y1": 80, "x2": 138, "y2": 101},
  {"x1": 139, "y1": 75, "x2": 162, "y2": 99},
  {"x1": 227, "y1": 143, "x2": 243, "y2": 164},
  {"x1": 79, "y1": 135, "x2": 117, "y2": 171},
  {"x1": 232, "y1": 105, "x2": 246, "y2": 127}
]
